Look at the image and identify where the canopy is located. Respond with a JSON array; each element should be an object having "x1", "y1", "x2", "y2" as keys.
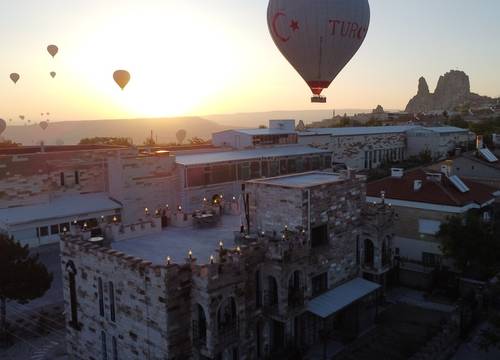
[{"x1": 307, "y1": 278, "x2": 380, "y2": 318}]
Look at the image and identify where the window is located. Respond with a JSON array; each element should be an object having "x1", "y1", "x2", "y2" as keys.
[
  {"x1": 238, "y1": 162, "x2": 251, "y2": 180},
  {"x1": 98, "y1": 277, "x2": 104, "y2": 317},
  {"x1": 112, "y1": 336, "x2": 118, "y2": 360},
  {"x1": 50, "y1": 224, "x2": 59, "y2": 235},
  {"x1": 101, "y1": 331, "x2": 108, "y2": 360},
  {"x1": 356, "y1": 235, "x2": 360, "y2": 265},
  {"x1": 418, "y1": 219, "x2": 441, "y2": 236},
  {"x1": 60, "y1": 172, "x2": 65, "y2": 186},
  {"x1": 311, "y1": 224, "x2": 328, "y2": 248},
  {"x1": 66, "y1": 261, "x2": 79, "y2": 329},
  {"x1": 364, "y1": 239, "x2": 374, "y2": 266},
  {"x1": 74, "y1": 171, "x2": 80, "y2": 185},
  {"x1": 422, "y1": 252, "x2": 441, "y2": 267},
  {"x1": 312, "y1": 273, "x2": 328, "y2": 297},
  {"x1": 109, "y1": 281, "x2": 116, "y2": 322},
  {"x1": 39, "y1": 226, "x2": 49, "y2": 237},
  {"x1": 255, "y1": 270, "x2": 262, "y2": 308}
]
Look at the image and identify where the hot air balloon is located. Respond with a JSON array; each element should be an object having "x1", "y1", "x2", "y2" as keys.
[
  {"x1": 10, "y1": 73, "x2": 20, "y2": 84},
  {"x1": 50, "y1": 71, "x2": 56, "y2": 78},
  {"x1": 41, "y1": 113, "x2": 44, "y2": 117},
  {"x1": 113, "y1": 70, "x2": 130, "y2": 90},
  {"x1": 19, "y1": 115, "x2": 25, "y2": 120},
  {"x1": 46, "y1": 112, "x2": 50, "y2": 116},
  {"x1": 0, "y1": 119, "x2": 6, "y2": 135},
  {"x1": 47, "y1": 45, "x2": 59, "y2": 58},
  {"x1": 267, "y1": 0, "x2": 370, "y2": 103},
  {"x1": 39, "y1": 121, "x2": 49, "y2": 130},
  {"x1": 28, "y1": 119, "x2": 31, "y2": 123},
  {"x1": 176, "y1": 129, "x2": 187, "y2": 144}
]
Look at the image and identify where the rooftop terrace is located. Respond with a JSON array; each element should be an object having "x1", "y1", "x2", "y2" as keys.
[{"x1": 111, "y1": 214, "x2": 241, "y2": 265}]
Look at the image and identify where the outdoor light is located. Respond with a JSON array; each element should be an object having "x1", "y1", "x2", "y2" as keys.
[
  {"x1": 236, "y1": 246, "x2": 241, "y2": 254},
  {"x1": 145, "y1": 207, "x2": 149, "y2": 215},
  {"x1": 219, "y1": 241, "x2": 224, "y2": 250},
  {"x1": 261, "y1": 231, "x2": 265, "y2": 236},
  {"x1": 62, "y1": 227, "x2": 67, "y2": 234},
  {"x1": 165, "y1": 204, "x2": 169, "y2": 208},
  {"x1": 188, "y1": 250, "x2": 193, "y2": 260},
  {"x1": 232, "y1": 196, "x2": 236, "y2": 200},
  {"x1": 113, "y1": 216, "x2": 118, "y2": 223},
  {"x1": 83, "y1": 222, "x2": 87, "y2": 230},
  {"x1": 166, "y1": 256, "x2": 171, "y2": 265},
  {"x1": 210, "y1": 255, "x2": 215, "y2": 264},
  {"x1": 178, "y1": 205, "x2": 182, "y2": 212},
  {"x1": 155, "y1": 209, "x2": 160, "y2": 216},
  {"x1": 220, "y1": 195, "x2": 223, "y2": 199},
  {"x1": 203, "y1": 197, "x2": 207, "y2": 202},
  {"x1": 73, "y1": 220, "x2": 77, "y2": 224}
]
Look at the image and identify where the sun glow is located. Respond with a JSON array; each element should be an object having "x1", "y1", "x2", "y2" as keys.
[{"x1": 60, "y1": 3, "x2": 242, "y2": 117}]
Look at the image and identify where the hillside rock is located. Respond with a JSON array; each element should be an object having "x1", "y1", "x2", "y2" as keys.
[{"x1": 405, "y1": 70, "x2": 492, "y2": 113}]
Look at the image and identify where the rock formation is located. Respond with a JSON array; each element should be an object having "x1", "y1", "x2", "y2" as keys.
[{"x1": 405, "y1": 70, "x2": 492, "y2": 113}]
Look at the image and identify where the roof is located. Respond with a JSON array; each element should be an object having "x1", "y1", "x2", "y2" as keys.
[
  {"x1": 0, "y1": 144, "x2": 128, "y2": 156},
  {"x1": 249, "y1": 172, "x2": 342, "y2": 188},
  {"x1": 298, "y1": 125, "x2": 417, "y2": 137},
  {"x1": 214, "y1": 128, "x2": 296, "y2": 137},
  {"x1": 307, "y1": 278, "x2": 381, "y2": 318},
  {"x1": 112, "y1": 214, "x2": 240, "y2": 265},
  {"x1": 175, "y1": 146, "x2": 331, "y2": 166},
  {"x1": 298, "y1": 125, "x2": 468, "y2": 137},
  {"x1": 367, "y1": 168, "x2": 497, "y2": 208},
  {"x1": 0, "y1": 193, "x2": 122, "y2": 227}
]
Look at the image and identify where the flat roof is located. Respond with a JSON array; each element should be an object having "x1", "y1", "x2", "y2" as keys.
[
  {"x1": 250, "y1": 171, "x2": 342, "y2": 188},
  {"x1": 298, "y1": 125, "x2": 468, "y2": 137},
  {"x1": 233, "y1": 129, "x2": 296, "y2": 136},
  {"x1": 175, "y1": 146, "x2": 330, "y2": 166},
  {"x1": 112, "y1": 214, "x2": 240, "y2": 265},
  {"x1": 307, "y1": 278, "x2": 381, "y2": 318},
  {"x1": 0, "y1": 193, "x2": 122, "y2": 227},
  {"x1": 0, "y1": 144, "x2": 128, "y2": 156}
]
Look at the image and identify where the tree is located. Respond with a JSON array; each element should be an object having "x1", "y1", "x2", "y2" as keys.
[
  {"x1": 79, "y1": 137, "x2": 132, "y2": 146},
  {"x1": 0, "y1": 235, "x2": 53, "y2": 341},
  {"x1": 437, "y1": 210, "x2": 500, "y2": 280}
]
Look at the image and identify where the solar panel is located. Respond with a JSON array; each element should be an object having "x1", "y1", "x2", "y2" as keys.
[
  {"x1": 480, "y1": 148, "x2": 499, "y2": 163},
  {"x1": 449, "y1": 175, "x2": 470, "y2": 193}
]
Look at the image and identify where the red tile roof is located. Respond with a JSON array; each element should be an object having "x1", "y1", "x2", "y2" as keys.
[{"x1": 367, "y1": 168, "x2": 497, "y2": 207}]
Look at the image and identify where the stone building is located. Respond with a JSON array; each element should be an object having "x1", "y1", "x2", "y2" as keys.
[{"x1": 60, "y1": 171, "x2": 396, "y2": 360}]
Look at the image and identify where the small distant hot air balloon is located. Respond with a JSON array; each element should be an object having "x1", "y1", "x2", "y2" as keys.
[
  {"x1": 47, "y1": 45, "x2": 59, "y2": 58},
  {"x1": 0, "y1": 119, "x2": 6, "y2": 135},
  {"x1": 39, "y1": 121, "x2": 49, "y2": 130},
  {"x1": 113, "y1": 70, "x2": 130, "y2": 90},
  {"x1": 28, "y1": 119, "x2": 31, "y2": 123},
  {"x1": 40, "y1": 113, "x2": 44, "y2": 117},
  {"x1": 10, "y1": 73, "x2": 20, "y2": 84},
  {"x1": 8, "y1": 119, "x2": 12, "y2": 122},
  {"x1": 19, "y1": 115, "x2": 25, "y2": 120},
  {"x1": 50, "y1": 71, "x2": 56, "y2": 78},
  {"x1": 267, "y1": 0, "x2": 370, "y2": 102},
  {"x1": 46, "y1": 112, "x2": 50, "y2": 116},
  {"x1": 176, "y1": 129, "x2": 187, "y2": 144}
]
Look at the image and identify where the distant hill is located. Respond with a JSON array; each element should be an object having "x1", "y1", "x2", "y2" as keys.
[
  {"x1": 2, "y1": 117, "x2": 228, "y2": 146},
  {"x1": 204, "y1": 109, "x2": 372, "y2": 129}
]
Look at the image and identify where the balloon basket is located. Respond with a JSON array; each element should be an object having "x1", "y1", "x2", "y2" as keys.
[{"x1": 311, "y1": 95, "x2": 327, "y2": 103}]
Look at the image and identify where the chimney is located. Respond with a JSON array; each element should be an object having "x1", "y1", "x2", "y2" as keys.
[
  {"x1": 413, "y1": 180, "x2": 422, "y2": 192},
  {"x1": 476, "y1": 135, "x2": 484, "y2": 150},
  {"x1": 440, "y1": 164, "x2": 451, "y2": 177},
  {"x1": 391, "y1": 168, "x2": 404, "y2": 178}
]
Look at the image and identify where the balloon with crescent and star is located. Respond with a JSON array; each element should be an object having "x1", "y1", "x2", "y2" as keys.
[
  {"x1": 267, "y1": 0, "x2": 370, "y2": 103},
  {"x1": 10, "y1": 73, "x2": 20, "y2": 84}
]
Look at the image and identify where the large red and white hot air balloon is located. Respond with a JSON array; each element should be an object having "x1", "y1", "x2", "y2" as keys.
[{"x1": 267, "y1": 0, "x2": 370, "y2": 103}]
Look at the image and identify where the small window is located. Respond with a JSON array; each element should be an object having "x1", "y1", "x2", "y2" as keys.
[
  {"x1": 109, "y1": 281, "x2": 116, "y2": 322},
  {"x1": 75, "y1": 171, "x2": 80, "y2": 185},
  {"x1": 50, "y1": 224, "x2": 59, "y2": 235},
  {"x1": 101, "y1": 331, "x2": 108, "y2": 360},
  {"x1": 98, "y1": 278, "x2": 104, "y2": 317},
  {"x1": 311, "y1": 224, "x2": 328, "y2": 248},
  {"x1": 418, "y1": 219, "x2": 441, "y2": 235},
  {"x1": 312, "y1": 273, "x2": 328, "y2": 297},
  {"x1": 112, "y1": 336, "x2": 118, "y2": 360},
  {"x1": 422, "y1": 252, "x2": 441, "y2": 267},
  {"x1": 60, "y1": 172, "x2": 65, "y2": 186},
  {"x1": 39, "y1": 226, "x2": 49, "y2": 237}
]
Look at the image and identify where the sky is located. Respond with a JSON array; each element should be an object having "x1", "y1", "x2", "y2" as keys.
[{"x1": 0, "y1": 0, "x2": 499, "y2": 123}]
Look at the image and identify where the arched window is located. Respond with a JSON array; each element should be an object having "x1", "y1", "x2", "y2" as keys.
[
  {"x1": 217, "y1": 297, "x2": 237, "y2": 334},
  {"x1": 266, "y1": 276, "x2": 279, "y2": 306},
  {"x1": 382, "y1": 241, "x2": 390, "y2": 266},
  {"x1": 194, "y1": 304, "x2": 207, "y2": 345},
  {"x1": 66, "y1": 260, "x2": 79, "y2": 329},
  {"x1": 288, "y1": 271, "x2": 304, "y2": 307},
  {"x1": 364, "y1": 239, "x2": 375, "y2": 266}
]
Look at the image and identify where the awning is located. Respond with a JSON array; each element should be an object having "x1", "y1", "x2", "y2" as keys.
[
  {"x1": 307, "y1": 278, "x2": 381, "y2": 318},
  {"x1": 0, "y1": 193, "x2": 122, "y2": 228}
]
